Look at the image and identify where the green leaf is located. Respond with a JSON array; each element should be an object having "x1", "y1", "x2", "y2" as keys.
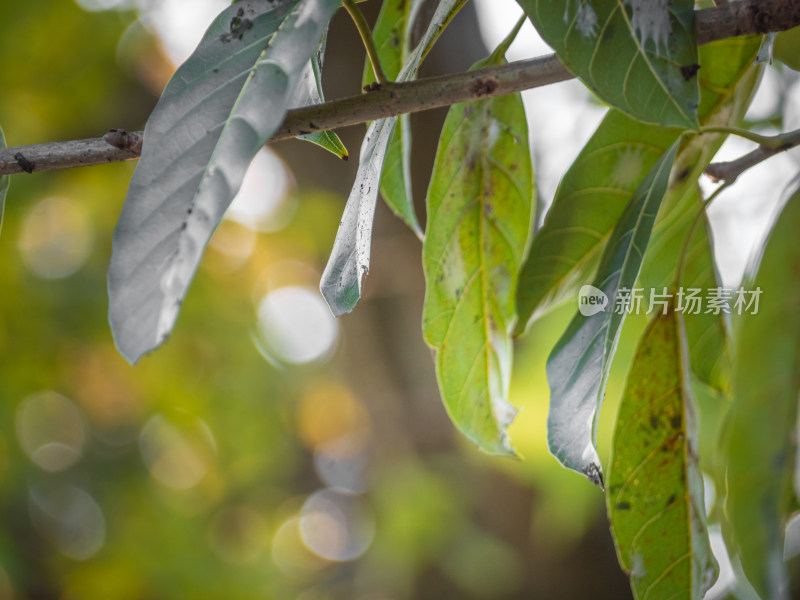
[
  {"x1": 516, "y1": 111, "x2": 679, "y2": 331},
  {"x1": 320, "y1": 0, "x2": 467, "y2": 316},
  {"x1": 299, "y1": 129, "x2": 348, "y2": 159},
  {"x1": 546, "y1": 139, "x2": 679, "y2": 485},
  {"x1": 774, "y1": 25, "x2": 800, "y2": 71},
  {"x1": 362, "y1": 0, "x2": 425, "y2": 236},
  {"x1": 422, "y1": 39, "x2": 533, "y2": 457},
  {"x1": 294, "y1": 31, "x2": 349, "y2": 159},
  {"x1": 608, "y1": 306, "x2": 718, "y2": 600},
  {"x1": 638, "y1": 37, "x2": 762, "y2": 392},
  {"x1": 108, "y1": 0, "x2": 342, "y2": 364},
  {"x1": 640, "y1": 186, "x2": 731, "y2": 393},
  {"x1": 720, "y1": 183, "x2": 800, "y2": 600},
  {"x1": 0, "y1": 127, "x2": 8, "y2": 235},
  {"x1": 516, "y1": 36, "x2": 762, "y2": 336},
  {"x1": 515, "y1": 0, "x2": 699, "y2": 128}
]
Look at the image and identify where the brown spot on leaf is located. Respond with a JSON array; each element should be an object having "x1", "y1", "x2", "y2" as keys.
[{"x1": 680, "y1": 63, "x2": 700, "y2": 81}]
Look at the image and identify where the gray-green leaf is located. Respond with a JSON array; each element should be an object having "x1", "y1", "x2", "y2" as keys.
[
  {"x1": 108, "y1": 0, "x2": 342, "y2": 364},
  {"x1": 515, "y1": 0, "x2": 699, "y2": 128},
  {"x1": 546, "y1": 139, "x2": 679, "y2": 485},
  {"x1": 320, "y1": 0, "x2": 467, "y2": 316},
  {"x1": 363, "y1": 0, "x2": 426, "y2": 236},
  {"x1": 721, "y1": 182, "x2": 800, "y2": 600},
  {"x1": 422, "y1": 34, "x2": 533, "y2": 457}
]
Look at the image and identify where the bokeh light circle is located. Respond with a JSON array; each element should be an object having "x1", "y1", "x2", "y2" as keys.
[
  {"x1": 18, "y1": 197, "x2": 92, "y2": 279},
  {"x1": 139, "y1": 414, "x2": 216, "y2": 490},
  {"x1": 299, "y1": 488, "x2": 374, "y2": 562},
  {"x1": 255, "y1": 287, "x2": 338, "y2": 365},
  {"x1": 29, "y1": 485, "x2": 106, "y2": 561},
  {"x1": 16, "y1": 391, "x2": 87, "y2": 472}
]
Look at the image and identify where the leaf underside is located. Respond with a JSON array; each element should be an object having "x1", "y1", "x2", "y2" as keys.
[
  {"x1": 108, "y1": 0, "x2": 340, "y2": 363},
  {"x1": 363, "y1": 0, "x2": 425, "y2": 236},
  {"x1": 320, "y1": 0, "x2": 467, "y2": 317},
  {"x1": 293, "y1": 31, "x2": 348, "y2": 160},
  {"x1": 422, "y1": 45, "x2": 533, "y2": 457},
  {"x1": 721, "y1": 184, "x2": 800, "y2": 600},
  {"x1": 546, "y1": 139, "x2": 679, "y2": 485},
  {"x1": 608, "y1": 306, "x2": 717, "y2": 600},
  {"x1": 515, "y1": 0, "x2": 699, "y2": 128}
]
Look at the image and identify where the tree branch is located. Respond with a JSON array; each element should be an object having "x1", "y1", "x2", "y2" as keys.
[
  {"x1": 704, "y1": 127, "x2": 800, "y2": 182},
  {"x1": 1, "y1": 0, "x2": 798, "y2": 177}
]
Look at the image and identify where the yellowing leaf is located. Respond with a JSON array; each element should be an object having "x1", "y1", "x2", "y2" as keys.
[
  {"x1": 422, "y1": 38, "x2": 533, "y2": 456},
  {"x1": 608, "y1": 306, "x2": 718, "y2": 600}
]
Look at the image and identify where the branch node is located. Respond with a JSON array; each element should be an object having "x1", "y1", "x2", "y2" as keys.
[{"x1": 14, "y1": 152, "x2": 34, "y2": 174}]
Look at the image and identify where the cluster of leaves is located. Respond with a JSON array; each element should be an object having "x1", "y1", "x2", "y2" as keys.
[{"x1": 2, "y1": 0, "x2": 800, "y2": 598}]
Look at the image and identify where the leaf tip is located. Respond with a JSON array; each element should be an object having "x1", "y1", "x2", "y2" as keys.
[{"x1": 582, "y1": 462, "x2": 604, "y2": 489}]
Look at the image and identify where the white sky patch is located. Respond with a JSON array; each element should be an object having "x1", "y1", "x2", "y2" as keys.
[{"x1": 135, "y1": 0, "x2": 229, "y2": 65}]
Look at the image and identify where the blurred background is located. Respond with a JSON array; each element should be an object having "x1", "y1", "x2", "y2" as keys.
[{"x1": 0, "y1": 1, "x2": 798, "y2": 599}]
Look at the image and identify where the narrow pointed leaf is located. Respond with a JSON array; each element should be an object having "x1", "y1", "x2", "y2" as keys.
[
  {"x1": 293, "y1": 32, "x2": 348, "y2": 159},
  {"x1": 422, "y1": 41, "x2": 532, "y2": 456},
  {"x1": 515, "y1": 0, "x2": 698, "y2": 128},
  {"x1": 108, "y1": 0, "x2": 341, "y2": 363},
  {"x1": 546, "y1": 140, "x2": 679, "y2": 485},
  {"x1": 300, "y1": 130, "x2": 348, "y2": 159},
  {"x1": 608, "y1": 306, "x2": 718, "y2": 599},
  {"x1": 362, "y1": 0, "x2": 426, "y2": 236},
  {"x1": 320, "y1": 0, "x2": 467, "y2": 316},
  {"x1": 516, "y1": 36, "x2": 762, "y2": 336},
  {"x1": 721, "y1": 184, "x2": 800, "y2": 600},
  {"x1": 0, "y1": 127, "x2": 8, "y2": 234}
]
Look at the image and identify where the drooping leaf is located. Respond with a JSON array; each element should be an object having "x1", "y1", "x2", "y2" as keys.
[
  {"x1": 0, "y1": 127, "x2": 8, "y2": 234},
  {"x1": 108, "y1": 0, "x2": 342, "y2": 364},
  {"x1": 720, "y1": 183, "x2": 800, "y2": 600},
  {"x1": 516, "y1": 36, "x2": 762, "y2": 335},
  {"x1": 608, "y1": 305, "x2": 718, "y2": 600},
  {"x1": 320, "y1": 0, "x2": 467, "y2": 316},
  {"x1": 293, "y1": 31, "x2": 348, "y2": 159},
  {"x1": 515, "y1": 0, "x2": 699, "y2": 128},
  {"x1": 422, "y1": 27, "x2": 533, "y2": 457},
  {"x1": 546, "y1": 139, "x2": 679, "y2": 485},
  {"x1": 362, "y1": 0, "x2": 425, "y2": 236}
]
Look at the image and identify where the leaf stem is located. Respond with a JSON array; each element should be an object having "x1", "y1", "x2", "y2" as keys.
[
  {"x1": 704, "y1": 127, "x2": 800, "y2": 182},
  {"x1": 343, "y1": 0, "x2": 389, "y2": 85}
]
